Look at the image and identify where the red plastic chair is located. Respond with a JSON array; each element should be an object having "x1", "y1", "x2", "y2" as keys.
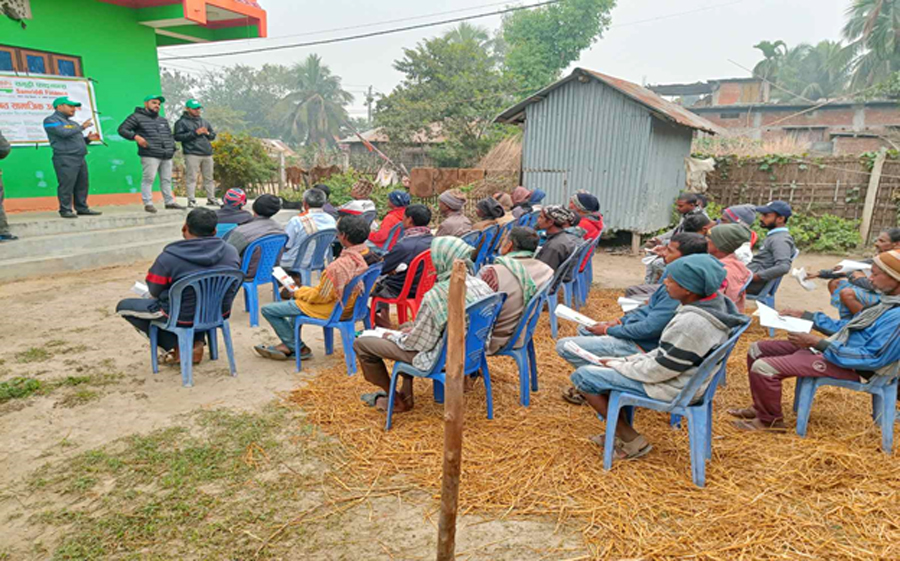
[{"x1": 370, "y1": 250, "x2": 437, "y2": 326}]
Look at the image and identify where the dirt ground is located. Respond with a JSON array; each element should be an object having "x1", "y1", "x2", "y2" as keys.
[{"x1": 0, "y1": 249, "x2": 863, "y2": 559}]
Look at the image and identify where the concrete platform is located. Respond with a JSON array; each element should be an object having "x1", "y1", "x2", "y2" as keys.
[{"x1": 0, "y1": 199, "x2": 296, "y2": 283}]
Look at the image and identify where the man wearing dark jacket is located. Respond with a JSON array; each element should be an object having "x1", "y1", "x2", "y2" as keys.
[
  {"x1": 43, "y1": 97, "x2": 102, "y2": 218},
  {"x1": 372, "y1": 204, "x2": 434, "y2": 328},
  {"x1": 116, "y1": 208, "x2": 240, "y2": 364},
  {"x1": 224, "y1": 194, "x2": 285, "y2": 279},
  {"x1": 0, "y1": 128, "x2": 15, "y2": 242},
  {"x1": 118, "y1": 95, "x2": 182, "y2": 214},
  {"x1": 174, "y1": 99, "x2": 218, "y2": 208}
]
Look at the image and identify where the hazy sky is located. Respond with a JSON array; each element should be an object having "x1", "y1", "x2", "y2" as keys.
[{"x1": 158, "y1": 0, "x2": 850, "y2": 118}]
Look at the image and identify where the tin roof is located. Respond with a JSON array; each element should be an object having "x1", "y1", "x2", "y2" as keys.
[{"x1": 496, "y1": 68, "x2": 722, "y2": 135}]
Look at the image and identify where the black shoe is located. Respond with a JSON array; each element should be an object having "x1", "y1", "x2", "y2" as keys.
[
  {"x1": 77, "y1": 209, "x2": 102, "y2": 216},
  {"x1": 187, "y1": 199, "x2": 197, "y2": 208},
  {"x1": 165, "y1": 203, "x2": 185, "y2": 210},
  {"x1": 144, "y1": 205, "x2": 158, "y2": 214},
  {"x1": 0, "y1": 233, "x2": 18, "y2": 242},
  {"x1": 206, "y1": 198, "x2": 221, "y2": 207},
  {"x1": 60, "y1": 211, "x2": 78, "y2": 219}
]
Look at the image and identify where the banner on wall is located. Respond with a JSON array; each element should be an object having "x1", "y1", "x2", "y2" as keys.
[{"x1": 0, "y1": 72, "x2": 102, "y2": 145}]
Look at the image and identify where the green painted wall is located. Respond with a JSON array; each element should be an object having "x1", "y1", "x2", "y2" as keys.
[{"x1": 0, "y1": 0, "x2": 164, "y2": 201}]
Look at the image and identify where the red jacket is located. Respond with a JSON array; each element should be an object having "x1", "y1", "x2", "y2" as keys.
[
  {"x1": 579, "y1": 215, "x2": 604, "y2": 240},
  {"x1": 369, "y1": 207, "x2": 405, "y2": 246}
]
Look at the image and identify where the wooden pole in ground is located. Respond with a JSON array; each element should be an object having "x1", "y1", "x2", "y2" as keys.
[
  {"x1": 436, "y1": 259, "x2": 467, "y2": 561},
  {"x1": 860, "y1": 148, "x2": 886, "y2": 246}
]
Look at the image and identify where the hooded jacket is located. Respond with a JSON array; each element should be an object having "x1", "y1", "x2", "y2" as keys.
[
  {"x1": 608, "y1": 294, "x2": 748, "y2": 402},
  {"x1": 173, "y1": 112, "x2": 217, "y2": 156},
  {"x1": 146, "y1": 237, "x2": 241, "y2": 324},
  {"x1": 118, "y1": 107, "x2": 176, "y2": 160}
]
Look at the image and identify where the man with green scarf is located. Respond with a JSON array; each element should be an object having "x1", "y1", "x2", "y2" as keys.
[
  {"x1": 730, "y1": 249, "x2": 900, "y2": 431},
  {"x1": 478, "y1": 227, "x2": 553, "y2": 354},
  {"x1": 354, "y1": 236, "x2": 495, "y2": 413}
]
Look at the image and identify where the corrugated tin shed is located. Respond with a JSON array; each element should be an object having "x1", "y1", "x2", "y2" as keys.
[{"x1": 494, "y1": 68, "x2": 720, "y2": 234}]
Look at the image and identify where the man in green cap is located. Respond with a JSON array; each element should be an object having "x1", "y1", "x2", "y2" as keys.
[
  {"x1": 174, "y1": 99, "x2": 218, "y2": 208},
  {"x1": 43, "y1": 97, "x2": 102, "y2": 218},
  {"x1": 118, "y1": 95, "x2": 182, "y2": 213}
]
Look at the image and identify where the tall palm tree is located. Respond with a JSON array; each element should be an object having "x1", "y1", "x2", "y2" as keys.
[
  {"x1": 444, "y1": 22, "x2": 491, "y2": 47},
  {"x1": 275, "y1": 54, "x2": 353, "y2": 147},
  {"x1": 842, "y1": 0, "x2": 900, "y2": 89},
  {"x1": 753, "y1": 40, "x2": 787, "y2": 83},
  {"x1": 772, "y1": 41, "x2": 849, "y2": 101}
]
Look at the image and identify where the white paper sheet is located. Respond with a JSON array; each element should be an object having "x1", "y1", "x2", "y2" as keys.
[
  {"x1": 791, "y1": 267, "x2": 818, "y2": 292},
  {"x1": 359, "y1": 327, "x2": 402, "y2": 339},
  {"x1": 562, "y1": 341, "x2": 605, "y2": 366},
  {"x1": 554, "y1": 304, "x2": 598, "y2": 328},
  {"x1": 131, "y1": 281, "x2": 150, "y2": 298},
  {"x1": 617, "y1": 297, "x2": 643, "y2": 313},
  {"x1": 835, "y1": 260, "x2": 872, "y2": 274},
  {"x1": 272, "y1": 266, "x2": 298, "y2": 291},
  {"x1": 753, "y1": 302, "x2": 813, "y2": 333}
]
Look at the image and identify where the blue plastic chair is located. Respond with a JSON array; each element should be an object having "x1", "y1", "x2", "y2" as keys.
[
  {"x1": 488, "y1": 221, "x2": 516, "y2": 263},
  {"x1": 493, "y1": 283, "x2": 550, "y2": 407},
  {"x1": 379, "y1": 222, "x2": 405, "y2": 252},
  {"x1": 216, "y1": 223, "x2": 238, "y2": 238},
  {"x1": 546, "y1": 240, "x2": 592, "y2": 338},
  {"x1": 601, "y1": 320, "x2": 751, "y2": 487},
  {"x1": 240, "y1": 233, "x2": 288, "y2": 328},
  {"x1": 575, "y1": 235, "x2": 602, "y2": 307},
  {"x1": 793, "y1": 363, "x2": 899, "y2": 453},
  {"x1": 385, "y1": 293, "x2": 507, "y2": 430},
  {"x1": 461, "y1": 230, "x2": 482, "y2": 247},
  {"x1": 747, "y1": 248, "x2": 801, "y2": 336},
  {"x1": 562, "y1": 239, "x2": 596, "y2": 310},
  {"x1": 472, "y1": 225, "x2": 499, "y2": 273},
  {"x1": 286, "y1": 228, "x2": 337, "y2": 287},
  {"x1": 149, "y1": 269, "x2": 244, "y2": 387},
  {"x1": 292, "y1": 263, "x2": 383, "y2": 374}
]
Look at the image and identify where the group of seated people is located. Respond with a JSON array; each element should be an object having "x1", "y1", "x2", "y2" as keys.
[{"x1": 116, "y1": 183, "x2": 900, "y2": 465}]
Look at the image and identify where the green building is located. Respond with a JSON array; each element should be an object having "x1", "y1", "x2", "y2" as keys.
[{"x1": 0, "y1": 0, "x2": 267, "y2": 212}]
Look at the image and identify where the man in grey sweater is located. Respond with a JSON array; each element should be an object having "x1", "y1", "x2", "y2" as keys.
[
  {"x1": 746, "y1": 200, "x2": 795, "y2": 296},
  {"x1": 224, "y1": 194, "x2": 284, "y2": 279},
  {"x1": 0, "y1": 129, "x2": 14, "y2": 242},
  {"x1": 567, "y1": 254, "x2": 748, "y2": 461}
]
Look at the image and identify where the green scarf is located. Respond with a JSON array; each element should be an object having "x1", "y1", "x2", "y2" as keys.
[
  {"x1": 495, "y1": 250, "x2": 539, "y2": 304},
  {"x1": 422, "y1": 236, "x2": 477, "y2": 326}
]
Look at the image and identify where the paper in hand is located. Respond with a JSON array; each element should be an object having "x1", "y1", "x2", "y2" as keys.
[
  {"x1": 131, "y1": 281, "x2": 150, "y2": 298},
  {"x1": 272, "y1": 267, "x2": 298, "y2": 292},
  {"x1": 359, "y1": 327, "x2": 402, "y2": 338},
  {"x1": 617, "y1": 297, "x2": 643, "y2": 313},
  {"x1": 835, "y1": 260, "x2": 872, "y2": 274},
  {"x1": 791, "y1": 267, "x2": 817, "y2": 292},
  {"x1": 562, "y1": 341, "x2": 605, "y2": 366},
  {"x1": 554, "y1": 304, "x2": 598, "y2": 328},
  {"x1": 753, "y1": 302, "x2": 813, "y2": 333}
]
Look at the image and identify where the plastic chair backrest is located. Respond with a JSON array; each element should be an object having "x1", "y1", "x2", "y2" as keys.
[
  {"x1": 461, "y1": 230, "x2": 481, "y2": 247},
  {"x1": 669, "y1": 319, "x2": 751, "y2": 409},
  {"x1": 474, "y1": 225, "x2": 500, "y2": 268},
  {"x1": 216, "y1": 223, "x2": 238, "y2": 238},
  {"x1": 463, "y1": 292, "x2": 506, "y2": 372},
  {"x1": 326, "y1": 263, "x2": 384, "y2": 324},
  {"x1": 381, "y1": 223, "x2": 405, "y2": 251},
  {"x1": 752, "y1": 247, "x2": 801, "y2": 299},
  {"x1": 516, "y1": 213, "x2": 531, "y2": 227},
  {"x1": 497, "y1": 282, "x2": 551, "y2": 353},
  {"x1": 415, "y1": 251, "x2": 438, "y2": 298},
  {"x1": 571, "y1": 237, "x2": 596, "y2": 274},
  {"x1": 578, "y1": 233, "x2": 602, "y2": 273},
  {"x1": 160, "y1": 268, "x2": 244, "y2": 331},
  {"x1": 396, "y1": 250, "x2": 435, "y2": 300},
  {"x1": 241, "y1": 234, "x2": 288, "y2": 283},
  {"x1": 290, "y1": 228, "x2": 337, "y2": 272},
  {"x1": 526, "y1": 210, "x2": 540, "y2": 228},
  {"x1": 550, "y1": 239, "x2": 591, "y2": 292}
]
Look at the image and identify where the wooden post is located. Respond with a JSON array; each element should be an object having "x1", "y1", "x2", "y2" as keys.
[
  {"x1": 631, "y1": 231, "x2": 641, "y2": 256},
  {"x1": 860, "y1": 148, "x2": 886, "y2": 245},
  {"x1": 436, "y1": 260, "x2": 467, "y2": 561},
  {"x1": 278, "y1": 151, "x2": 286, "y2": 192}
]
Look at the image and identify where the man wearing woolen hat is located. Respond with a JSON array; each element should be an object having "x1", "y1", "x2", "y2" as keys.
[
  {"x1": 707, "y1": 224, "x2": 753, "y2": 312},
  {"x1": 224, "y1": 194, "x2": 284, "y2": 279},
  {"x1": 216, "y1": 188, "x2": 253, "y2": 226}
]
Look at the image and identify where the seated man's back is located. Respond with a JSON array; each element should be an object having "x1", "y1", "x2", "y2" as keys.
[
  {"x1": 281, "y1": 187, "x2": 337, "y2": 271},
  {"x1": 216, "y1": 188, "x2": 253, "y2": 225},
  {"x1": 224, "y1": 194, "x2": 285, "y2": 278}
]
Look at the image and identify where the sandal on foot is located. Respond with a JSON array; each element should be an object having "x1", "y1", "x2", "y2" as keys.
[
  {"x1": 253, "y1": 345, "x2": 292, "y2": 361},
  {"x1": 589, "y1": 433, "x2": 623, "y2": 449},
  {"x1": 375, "y1": 394, "x2": 412, "y2": 413},
  {"x1": 562, "y1": 386, "x2": 586, "y2": 405},
  {"x1": 727, "y1": 407, "x2": 758, "y2": 420},
  {"x1": 297, "y1": 346, "x2": 313, "y2": 360},
  {"x1": 361, "y1": 391, "x2": 387, "y2": 407},
  {"x1": 612, "y1": 435, "x2": 653, "y2": 461}
]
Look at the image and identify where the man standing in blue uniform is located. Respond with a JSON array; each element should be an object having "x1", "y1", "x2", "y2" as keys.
[{"x1": 43, "y1": 97, "x2": 101, "y2": 218}]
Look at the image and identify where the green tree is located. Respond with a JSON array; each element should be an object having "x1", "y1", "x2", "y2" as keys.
[
  {"x1": 760, "y1": 41, "x2": 849, "y2": 101},
  {"x1": 752, "y1": 40, "x2": 788, "y2": 83},
  {"x1": 376, "y1": 34, "x2": 514, "y2": 167},
  {"x1": 842, "y1": 0, "x2": 900, "y2": 88},
  {"x1": 198, "y1": 64, "x2": 292, "y2": 137},
  {"x1": 274, "y1": 54, "x2": 353, "y2": 147},
  {"x1": 501, "y1": 0, "x2": 616, "y2": 92},
  {"x1": 160, "y1": 68, "x2": 198, "y2": 125}
]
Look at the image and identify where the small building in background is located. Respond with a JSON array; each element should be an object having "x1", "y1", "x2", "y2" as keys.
[
  {"x1": 338, "y1": 126, "x2": 444, "y2": 171},
  {"x1": 495, "y1": 67, "x2": 720, "y2": 237},
  {"x1": 649, "y1": 78, "x2": 900, "y2": 155}
]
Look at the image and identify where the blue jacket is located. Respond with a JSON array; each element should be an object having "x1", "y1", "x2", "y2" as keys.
[
  {"x1": 806, "y1": 307, "x2": 900, "y2": 375},
  {"x1": 606, "y1": 278, "x2": 679, "y2": 351},
  {"x1": 43, "y1": 111, "x2": 91, "y2": 157},
  {"x1": 381, "y1": 231, "x2": 434, "y2": 296}
]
